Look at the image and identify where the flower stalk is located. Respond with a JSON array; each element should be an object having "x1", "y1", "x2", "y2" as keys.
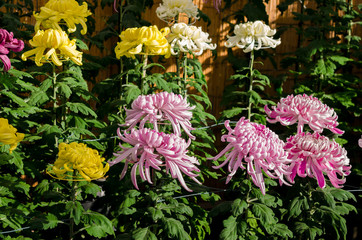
[
  {"x1": 247, "y1": 50, "x2": 254, "y2": 120},
  {"x1": 183, "y1": 55, "x2": 188, "y2": 97},
  {"x1": 69, "y1": 171, "x2": 78, "y2": 240},
  {"x1": 52, "y1": 64, "x2": 59, "y2": 147},
  {"x1": 141, "y1": 54, "x2": 148, "y2": 94}
]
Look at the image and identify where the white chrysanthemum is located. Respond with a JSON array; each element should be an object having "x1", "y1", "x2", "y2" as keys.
[
  {"x1": 167, "y1": 23, "x2": 216, "y2": 56},
  {"x1": 225, "y1": 21, "x2": 281, "y2": 53},
  {"x1": 156, "y1": 0, "x2": 199, "y2": 23}
]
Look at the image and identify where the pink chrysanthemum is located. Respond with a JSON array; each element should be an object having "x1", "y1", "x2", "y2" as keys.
[
  {"x1": 0, "y1": 29, "x2": 24, "y2": 71},
  {"x1": 359, "y1": 136, "x2": 362, "y2": 148},
  {"x1": 109, "y1": 128, "x2": 201, "y2": 192},
  {"x1": 210, "y1": 117, "x2": 291, "y2": 195},
  {"x1": 264, "y1": 94, "x2": 344, "y2": 135},
  {"x1": 285, "y1": 132, "x2": 351, "y2": 189},
  {"x1": 124, "y1": 92, "x2": 196, "y2": 140}
]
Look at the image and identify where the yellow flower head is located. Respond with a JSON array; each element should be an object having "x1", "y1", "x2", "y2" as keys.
[
  {"x1": 0, "y1": 118, "x2": 25, "y2": 153},
  {"x1": 34, "y1": 0, "x2": 92, "y2": 35},
  {"x1": 114, "y1": 25, "x2": 171, "y2": 59},
  {"x1": 48, "y1": 142, "x2": 109, "y2": 181},
  {"x1": 21, "y1": 29, "x2": 82, "y2": 66}
]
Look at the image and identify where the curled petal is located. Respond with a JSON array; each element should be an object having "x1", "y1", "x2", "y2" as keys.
[{"x1": 210, "y1": 117, "x2": 291, "y2": 194}]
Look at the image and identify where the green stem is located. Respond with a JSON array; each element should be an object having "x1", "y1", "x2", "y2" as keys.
[
  {"x1": 176, "y1": 54, "x2": 181, "y2": 94},
  {"x1": 52, "y1": 64, "x2": 58, "y2": 147},
  {"x1": 141, "y1": 55, "x2": 148, "y2": 94},
  {"x1": 119, "y1": 0, "x2": 125, "y2": 102},
  {"x1": 247, "y1": 50, "x2": 255, "y2": 120},
  {"x1": 69, "y1": 174, "x2": 77, "y2": 240},
  {"x1": 183, "y1": 56, "x2": 187, "y2": 97}
]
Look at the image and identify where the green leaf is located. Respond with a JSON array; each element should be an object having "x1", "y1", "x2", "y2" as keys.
[
  {"x1": 83, "y1": 211, "x2": 114, "y2": 238},
  {"x1": 76, "y1": 39, "x2": 89, "y2": 50},
  {"x1": 272, "y1": 223, "x2": 293, "y2": 238},
  {"x1": 57, "y1": 82, "x2": 72, "y2": 98},
  {"x1": 252, "y1": 203, "x2": 276, "y2": 225},
  {"x1": 313, "y1": 58, "x2": 336, "y2": 76},
  {"x1": 81, "y1": 182, "x2": 101, "y2": 197},
  {"x1": 163, "y1": 218, "x2": 191, "y2": 240},
  {"x1": 220, "y1": 216, "x2": 237, "y2": 240},
  {"x1": 222, "y1": 107, "x2": 246, "y2": 118},
  {"x1": 7, "y1": 69, "x2": 33, "y2": 79},
  {"x1": 66, "y1": 102, "x2": 97, "y2": 117},
  {"x1": 329, "y1": 55, "x2": 351, "y2": 65},
  {"x1": 329, "y1": 188, "x2": 356, "y2": 202},
  {"x1": 42, "y1": 213, "x2": 59, "y2": 230},
  {"x1": 1, "y1": 91, "x2": 28, "y2": 107},
  {"x1": 132, "y1": 227, "x2": 157, "y2": 240},
  {"x1": 288, "y1": 196, "x2": 304, "y2": 219},
  {"x1": 148, "y1": 207, "x2": 164, "y2": 221},
  {"x1": 66, "y1": 201, "x2": 83, "y2": 225},
  {"x1": 231, "y1": 198, "x2": 248, "y2": 216},
  {"x1": 39, "y1": 78, "x2": 52, "y2": 92},
  {"x1": 124, "y1": 84, "x2": 141, "y2": 104}
]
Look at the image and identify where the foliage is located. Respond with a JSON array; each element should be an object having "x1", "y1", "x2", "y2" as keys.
[{"x1": 0, "y1": 0, "x2": 360, "y2": 239}]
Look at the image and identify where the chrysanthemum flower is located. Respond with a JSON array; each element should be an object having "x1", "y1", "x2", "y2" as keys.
[
  {"x1": 34, "y1": 0, "x2": 92, "y2": 35},
  {"x1": 110, "y1": 128, "x2": 201, "y2": 192},
  {"x1": 225, "y1": 21, "x2": 281, "y2": 53},
  {"x1": 0, "y1": 29, "x2": 24, "y2": 71},
  {"x1": 167, "y1": 23, "x2": 217, "y2": 56},
  {"x1": 0, "y1": 118, "x2": 25, "y2": 153},
  {"x1": 48, "y1": 142, "x2": 109, "y2": 181},
  {"x1": 156, "y1": 0, "x2": 199, "y2": 23},
  {"x1": 210, "y1": 117, "x2": 291, "y2": 195},
  {"x1": 124, "y1": 92, "x2": 196, "y2": 140},
  {"x1": 264, "y1": 94, "x2": 344, "y2": 135},
  {"x1": 21, "y1": 29, "x2": 82, "y2": 66},
  {"x1": 114, "y1": 25, "x2": 171, "y2": 59},
  {"x1": 359, "y1": 136, "x2": 362, "y2": 148},
  {"x1": 285, "y1": 132, "x2": 351, "y2": 189}
]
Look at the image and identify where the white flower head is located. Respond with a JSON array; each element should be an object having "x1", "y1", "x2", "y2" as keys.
[
  {"x1": 225, "y1": 21, "x2": 281, "y2": 53},
  {"x1": 167, "y1": 23, "x2": 217, "y2": 56},
  {"x1": 156, "y1": 0, "x2": 199, "y2": 23}
]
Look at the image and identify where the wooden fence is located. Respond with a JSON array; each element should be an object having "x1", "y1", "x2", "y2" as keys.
[{"x1": 9, "y1": 0, "x2": 362, "y2": 117}]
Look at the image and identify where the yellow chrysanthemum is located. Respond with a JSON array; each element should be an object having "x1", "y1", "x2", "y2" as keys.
[
  {"x1": 21, "y1": 29, "x2": 82, "y2": 66},
  {"x1": 114, "y1": 25, "x2": 171, "y2": 59},
  {"x1": 34, "y1": 0, "x2": 91, "y2": 35},
  {"x1": 48, "y1": 142, "x2": 109, "y2": 181},
  {"x1": 0, "y1": 118, "x2": 25, "y2": 153}
]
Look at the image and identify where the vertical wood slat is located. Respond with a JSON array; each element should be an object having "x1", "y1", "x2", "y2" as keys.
[{"x1": 8, "y1": 0, "x2": 362, "y2": 117}]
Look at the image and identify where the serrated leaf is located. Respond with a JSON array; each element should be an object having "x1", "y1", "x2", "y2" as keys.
[
  {"x1": 272, "y1": 223, "x2": 293, "y2": 238},
  {"x1": 222, "y1": 107, "x2": 246, "y2": 118},
  {"x1": 57, "y1": 82, "x2": 72, "y2": 98},
  {"x1": 39, "y1": 78, "x2": 52, "y2": 92},
  {"x1": 148, "y1": 207, "x2": 164, "y2": 221},
  {"x1": 231, "y1": 198, "x2": 248, "y2": 216},
  {"x1": 42, "y1": 213, "x2": 59, "y2": 230},
  {"x1": 66, "y1": 102, "x2": 97, "y2": 117},
  {"x1": 330, "y1": 188, "x2": 356, "y2": 202},
  {"x1": 7, "y1": 69, "x2": 33, "y2": 79},
  {"x1": 76, "y1": 39, "x2": 89, "y2": 50},
  {"x1": 329, "y1": 55, "x2": 351, "y2": 65},
  {"x1": 220, "y1": 216, "x2": 237, "y2": 240},
  {"x1": 1, "y1": 91, "x2": 28, "y2": 107},
  {"x1": 66, "y1": 201, "x2": 83, "y2": 225},
  {"x1": 252, "y1": 203, "x2": 276, "y2": 225},
  {"x1": 124, "y1": 84, "x2": 141, "y2": 104},
  {"x1": 81, "y1": 182, "x2": 101, "y2": 197},
  {"x1": 132, "y1": 227, "x2": 157, "y2": 240},
  {"x1": 83, "y1": 211, "x2": 114, "y2": 238},
  {"x1": 313, "y1": 58, "x2": 336, "y2": 76},
  {"x1": 163, "y1": 218, "x2": 191, "y2": 239},
  {"x1": 288, "y1": 196, "x2": 304, "y2": 219}
]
